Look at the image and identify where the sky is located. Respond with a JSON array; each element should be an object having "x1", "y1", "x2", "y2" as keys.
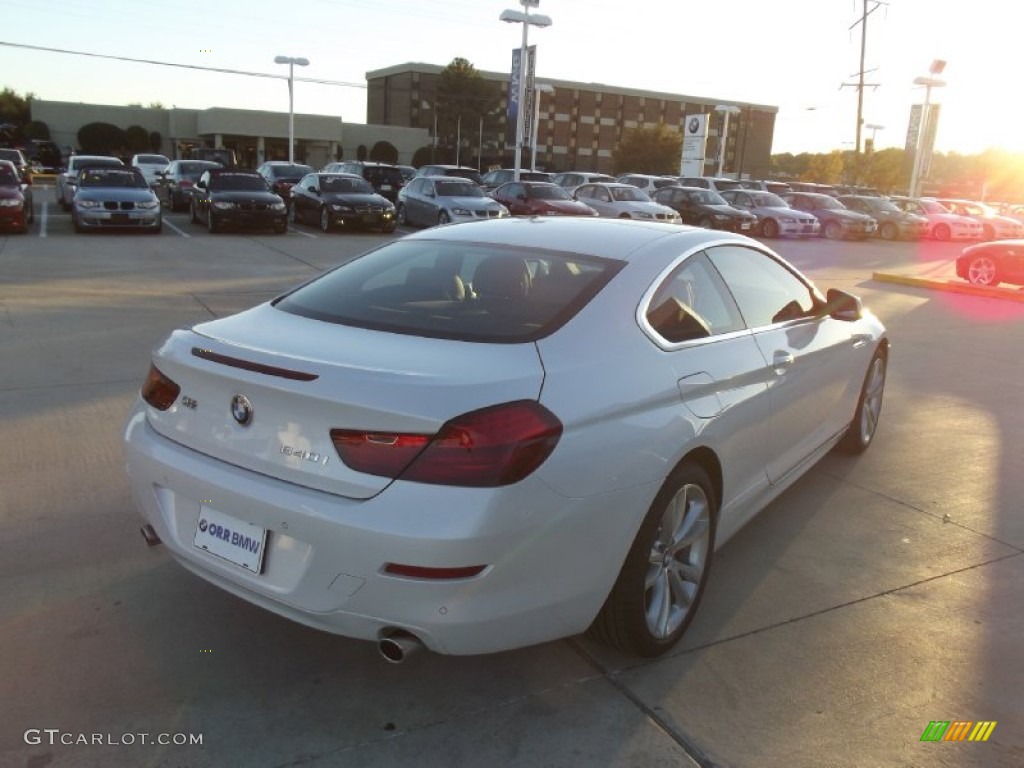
[{"x1": 2, "y1": 0, "x2": 1021, "y2": 156}]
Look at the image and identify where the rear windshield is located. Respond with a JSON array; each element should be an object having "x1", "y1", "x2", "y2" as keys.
[
  {"x1": 364, "y1": 167, "x2": 404, "y2": 185},
  {"x1": 180, "y1": 162, "x2": 220, "y2": 175},
  {"x1": 270, "y1": 164, "x2": 313, "y2": 178},
  {"x1": 275, "y1": 239, "x2": 623, "y2": 343},
  {"x1": 210, "y1": 173, "x2": 268, "y2": 191},
  {"x1": 443, "y1": 168, "x2": 484, "y2": 185},
  {"x1": 135, "y1": 155, "x2": 169, "y2": 165}
]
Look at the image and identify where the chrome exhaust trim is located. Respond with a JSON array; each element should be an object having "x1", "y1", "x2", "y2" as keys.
[
  {"x1": 140, "y1": 524, "x2": 162, "y2": 547},
  {"x1": 378, "y1": 631, "x2": 423, "y2": 664}
]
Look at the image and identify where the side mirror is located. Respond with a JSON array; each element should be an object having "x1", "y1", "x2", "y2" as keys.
[
  {"x1": 825, "y1": 288, "x2": 863, "y2": 321},
  {"x1": 195, "y1": 179, "x2": 207, "y2": 190}
]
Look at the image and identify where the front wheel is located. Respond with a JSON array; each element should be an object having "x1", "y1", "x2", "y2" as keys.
[
  {"x1": 933, "y1": 223, "x2": 951, "y2": 241},
  {"x1": 590, "y1": 462, "x2": 716, "y2": 657},
  {"x1": 291, "y1": 203, "x2": 301, "y2": 225},
  {"x1": 396, "y1": 203, "x2": 408, "y2": 226},
  {"x1": 879, "y1": 222, "x2": 898, "y2": 240},
  {"x1": 319, "y1": 206, "x2": 332, "y2": 233},
  {"x1": 190, "y1": 201, "x2": 200, "y2": 224},
  {"x1": 761, "y1": 218, "x2": 779, "y2": 238},
  {"x1": 824, "y1": 221, "x2": 843, "y2": 240},
  {"x1": 207, "y1": 211, "x2": 218, "y2": 233},
  {"x1": 836, "y1": 347, "x2": 887, "y2": 454},
  {"x1": 966, "y1": 255, "x2": 1000, "y2": 286},
  {"x1": 438, "y1": 210, "x2": 451, "y2": 226},
  {"x1": 697, "y1": 216, "x2": 714, "y2": 229}
]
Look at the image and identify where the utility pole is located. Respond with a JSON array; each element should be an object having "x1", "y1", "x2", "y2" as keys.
[{"x1": 841, "y1": 0, "x2": 886, "y2": 180}]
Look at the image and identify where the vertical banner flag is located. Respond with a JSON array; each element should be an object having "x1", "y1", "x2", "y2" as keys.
[
  {"x1": 522, "y1": 46, "x2": 537, "y2": 148},
  {"x1": 680, "y1": 114, "x2": 710, "y2": 176},
  {"x1": 507, "y1": 49, "x2": 522, "y2": 147}
]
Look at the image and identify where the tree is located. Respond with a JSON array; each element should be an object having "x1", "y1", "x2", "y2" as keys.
[
  {"x1": 125, "y1": 125, "x2": 151, "y2": 154},
  {"x1": 369, "y1": 140, "x2": 398, "y2": 163},
  {"x1": 436, "y1": 58, "x2": 498, "y2": 160},
  {"x1": 357, "y1": 144, "x2": 367, "y2": 161},
  {"x1": 412, "y1": 146, "x2": 433, "y2": 167},
  {"x1": 149, "y1": 130, "x2": 162, "y2": 153},
  {"x1": 863, "y1": 148, "x2": 907, "y2": 193},
  {"x1": 612, "y1": 124, "x2": 681, "y2": 175},
  {"x1": 24, "y1": 120, "x2": 50, "y2": 140},
  {"x1": 801, "y1": 151, "x2": 844, "y2": 183},
  {"x1": 0, "y1": 87, "x2": 33, "y2": 126},
  {"x1": 78, "y1": 122, "x2": 126, "y2": 155}
]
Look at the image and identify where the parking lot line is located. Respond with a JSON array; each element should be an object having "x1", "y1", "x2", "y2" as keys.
[
  {"x1": 39, "y1": 202, "x2": 48, "y2": 237},
  {"x1": 289, "y1": 227, "x2": 317, "y2": 239},
  {"x1": 163, "y1": 218, "x2": 191, "y2": 238}
]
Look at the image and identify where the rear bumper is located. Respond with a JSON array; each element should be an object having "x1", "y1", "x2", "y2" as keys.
[{"x1": 124, "y1": 406, "x2": 647, "y2": 655}]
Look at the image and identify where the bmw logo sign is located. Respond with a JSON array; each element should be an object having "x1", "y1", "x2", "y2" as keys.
[
  {"x1": 231, "y1": 394, "x2": 253, "y2": 426},
  {"x1": 688, "y1": 117, "x2": 700, "y2": 134},
  {"x1": 198, "y1": 519, "x2": 208, "y2": 532}
]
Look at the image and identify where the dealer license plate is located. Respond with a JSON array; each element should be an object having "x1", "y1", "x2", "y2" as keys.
[
  {"x1": 740, "y1": 221, "x2": 752, "y2": 230},
  {"x1": 193, "y1": 506, "x2": 267, "y2": 573}
]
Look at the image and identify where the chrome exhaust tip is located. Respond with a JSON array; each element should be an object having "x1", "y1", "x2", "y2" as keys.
[
  {"x1": 378, "y1": 631, "x2": 423, "y2": 664},
  {"x1": 140, "y1": 524, "x2": 162, "y2": 547}
]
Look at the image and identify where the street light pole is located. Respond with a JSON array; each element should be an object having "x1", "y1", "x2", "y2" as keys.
[
  {"x1": 500, "y1": 1, "x2": 552, "y2": 181},
  {"x1": 274, "y1": 55, "x2": 309, "y2": 164}
]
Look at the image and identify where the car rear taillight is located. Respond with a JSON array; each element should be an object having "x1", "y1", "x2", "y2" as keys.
[
  {"x1": 141, "y1": 364, "x2": 180, "y2": 410},
  {"x1": 330, "y1": 400, "x2": 562, "y2": 487}
]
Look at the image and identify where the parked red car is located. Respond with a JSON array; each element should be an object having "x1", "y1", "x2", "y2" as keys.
[{"x1": 490, "y1": 181, "x2": 597, "y2": 217}]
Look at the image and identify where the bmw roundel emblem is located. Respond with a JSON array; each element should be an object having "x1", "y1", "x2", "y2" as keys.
[
  {"x1": 688, "y1": 116, "x2": 700, "y2": 134},
  {"x1": 231, "y1": 394, "x2": 253, "y2": 426},
  {"x1": 198, "y1": 519, "x2": 208, "y2": 532}
]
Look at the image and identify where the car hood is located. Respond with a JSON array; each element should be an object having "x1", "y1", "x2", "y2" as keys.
[
  {"x1": 533, "y1": 199, "x2": 594, "y2": 214},
  {"x1": 609, "y1": 201, "x2": 675, "y2": 214},
  {"x1": 0, "y1": 186, "x2": 24, "y2": 200},
  {"x1": 706, "y1": 204, "x2": 754, "y2": 217},
  {"x1": 440, "y1": 196, "x2": 503, "y2": 209},
  {"x1": 755, "y1": 206, "x2": 812, "y2": 218},
  {"x1": 209, "y1": 190, "x2": 283, "y2": 203},
  {"x1": 322, "y1": 192, "x2": 392, "y2": 206},
  {"x1": 75, "y1": 188, "x2": 157, "y2": 201},
  {"x1": 822, "y1": 209, "x2": 874, "y2": 222}
]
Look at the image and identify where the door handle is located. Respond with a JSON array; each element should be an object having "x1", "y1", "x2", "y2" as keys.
[
  {"x1": 772, "y1": 351, "x2": 794, "y2": 374},
  {"x1": 851, "y1": 333, "x2": 872, "y2": 348}
]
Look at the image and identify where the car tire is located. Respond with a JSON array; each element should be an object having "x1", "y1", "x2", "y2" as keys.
[
  {"x1": 438, "y1": 210, "x2": 451, "y2": 226},
  {"x1": 761, "y1": 218, "x2": 780, "y2": 238},
  {"x1": 697, "y1": 216, "x2": 713, "y2": 229},
  {"x1": 824, "y1": 221, "x2": 843, "y2": 240},
  {"x1": 836, "y1": 346, "x2": 887, "y2": 454},
  {"x1": 274, "y1": 220, "x2": 287, "y2": 234},
  {"x1": 207, "y1": 211, "x2": 218, "y2": 234},
  {"x1": 879, "y1": 222, "x2": 898, "y2": 240},
  {"x1": 72, "y1": 215, "x2": 83, "y2": 233},
  {"x1": 190, "y1": 201, "x2": 200, "y2": 224},
  {"x1": 589, "y1": 461, "x2": 716, "y2": 657},
  {"x1": 291, "y1": 203, "x2": 301, "y2": 226},
  {"x1": 933, "y1": 223, "x2": 951, "y2": 241},
  {"x1": 381, "y1": 222, "x2": 396, "y2": 234},
  {"x1": 397, "y1": 203, "x2": 408, "y2": 226},
  {"x1": 965, "y1": 255, "x2": 1000, "y2": 287},
  {"x1": 319, "y1": 206, "x2": 332, "y2": 233}
]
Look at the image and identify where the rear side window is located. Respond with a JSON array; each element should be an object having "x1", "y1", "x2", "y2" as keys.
[
  {"x1": 645, "y1": 251, "x2": 745, "y2": 343},
  {"x1": 275, "y1": 240, "x2": 623, "y2": 343}
]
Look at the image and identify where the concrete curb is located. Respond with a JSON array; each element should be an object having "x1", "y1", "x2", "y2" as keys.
[{"x1": 872, "y1": 271, "x2": 1024, "y2": 302}]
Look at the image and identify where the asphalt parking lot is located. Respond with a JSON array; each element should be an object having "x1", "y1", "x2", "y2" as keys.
[{"x1": 2, "y1": 187, "x2": 1022, "y2": 767}]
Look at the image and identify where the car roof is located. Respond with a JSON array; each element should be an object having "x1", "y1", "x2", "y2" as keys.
[{"x1": 400, "y1": 216, "x2": 747, "y2": 263}]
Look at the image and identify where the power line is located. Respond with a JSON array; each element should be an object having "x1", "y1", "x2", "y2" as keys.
[{"x1": 0, "y1": 40, "x2": 366, "y2": 89}]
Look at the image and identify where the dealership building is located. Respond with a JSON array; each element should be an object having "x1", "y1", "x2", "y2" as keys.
[
  {"x1": 30, "y1": 61, "x2": 776, "y2": 176},
  {"x1": 367, "y1": 62, "x2": 778, "y2": 177}
]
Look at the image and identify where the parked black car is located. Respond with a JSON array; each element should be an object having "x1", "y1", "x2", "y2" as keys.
[
  {"x1": 956, "y1": 240, "x2": 1024, "y2": 287},
  {"x1": 156, "y1": 160, "x2": 222, "y2": 211},
  {"x1": 651, "y1": 186, "x2": 758, "y2": 233},
  {"x1": 323, "y1": 161, "x2": 407, "y2": 203},
  {"x1": 190, "y1": 169, "x2": 288, "y2": 233},
  {"x1": 289, "y1": 173, "x2": 396, "y2": 233},
  {"x1": 778, "y1": 192, "x2": 877, "y2": 240},
  {"x1": 256, "y1": 161, "x2": 314, "y2": 200},
  {"x1": 413, "y1": 164, "x2": 484, "y2": 186}
]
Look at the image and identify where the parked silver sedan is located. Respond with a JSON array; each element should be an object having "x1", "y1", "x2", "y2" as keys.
[
  {"x1": 124, "y1": 218, "x2": 887, "y2": 660},
  {"x1": 573, "y1": 182, "x2": 681, "y2": 223},
  {"x1": 71, "y1": 167, "x2": 162, "y2": 233},
  {"x1": 397, "y1": 175, "x2": 509, "y2": 227}
]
